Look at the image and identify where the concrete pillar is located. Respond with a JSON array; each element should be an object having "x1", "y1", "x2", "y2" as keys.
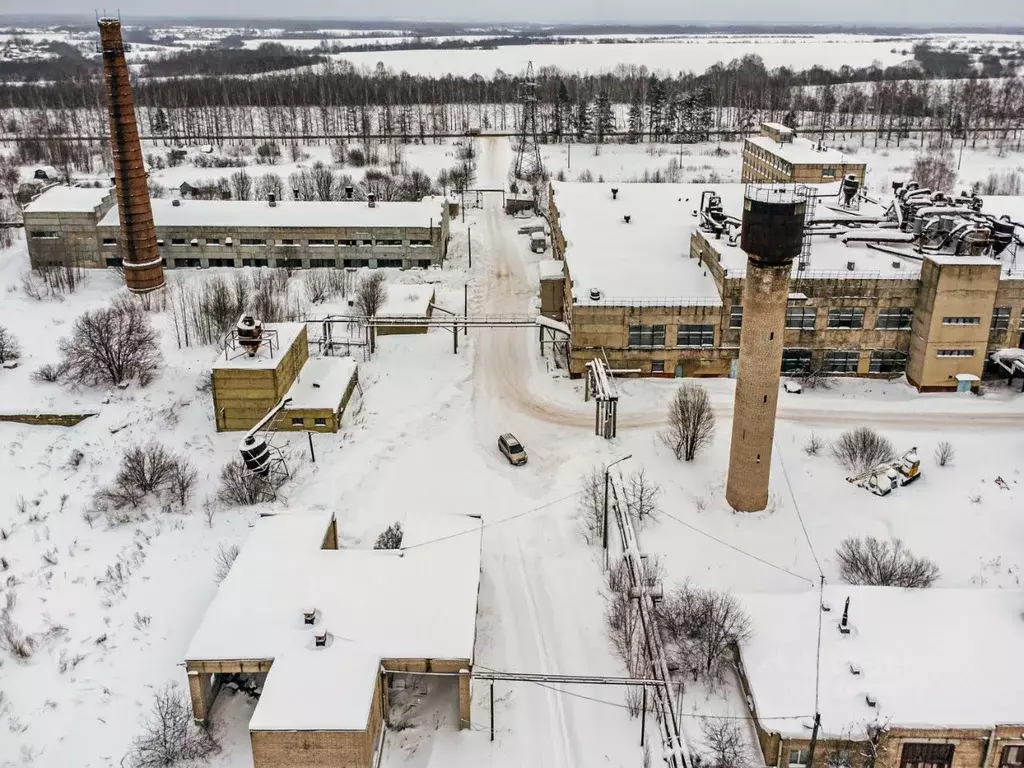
[
  {"x1": 458, "y1": 668, "x2": 471, "y2": 729},
  {"x1": 187, "y1": 669, "x2": 221, "y2": 724},
  {"x1": 725, "y1": 263, "x2": 790, "y2": 512}
]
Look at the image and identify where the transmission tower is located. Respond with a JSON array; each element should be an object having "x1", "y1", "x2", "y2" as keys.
[{"x1": 513, "y1": 62, "x2": 544, "y2": 183}]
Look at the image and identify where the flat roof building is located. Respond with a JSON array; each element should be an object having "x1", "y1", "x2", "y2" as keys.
[{"x1": 742, "y1": 123, "x2": 867, "y2": 185}]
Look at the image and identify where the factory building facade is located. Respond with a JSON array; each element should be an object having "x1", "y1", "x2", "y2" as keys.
[
  {"x1": 741, "y1": 123, "x2": 867, "y2": 185},
  {"x1": 23, "y1": 186, "x2": 451, "y2": 272},
  {"x1": 549, "y1": 181, "x2": 1024, "y2": 392}
]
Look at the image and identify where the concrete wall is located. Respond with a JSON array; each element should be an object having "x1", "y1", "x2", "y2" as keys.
[
  {"x1": 284, "y1": 369, "x2": 359, "y2": 433},
  {"x1": 25, "y1": 194, "x2": 115, "y2": 270}
]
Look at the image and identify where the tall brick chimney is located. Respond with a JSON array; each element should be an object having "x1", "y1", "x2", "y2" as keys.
[{"x1": 98, "y1": 18, "x2": 164, "y2": 293}]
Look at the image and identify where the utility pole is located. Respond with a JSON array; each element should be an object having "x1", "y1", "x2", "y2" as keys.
[
  {"x1": 602, "y1": 455, "x2": 632, "y2": 561},
  {"x1": 467, "y1": 225, "x2": 473, "y2": 269},
  {"x1": 463, "y1": 282, "x2": 468, "y2": 336},
  {"x1": 640, "y1": 686, "x2": 647, "y2": 746},
  {"x1": 307, "y1": 431, "x2": 316, "y2": 463},
  {"x1": 807, "y1": 712, "x2": 822, "y2": 768}
]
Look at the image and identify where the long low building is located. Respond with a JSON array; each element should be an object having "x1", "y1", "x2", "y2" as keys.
[
  {"x1": 23, "y1": 186, "x2": 450, "y2": 271},
  {"x1": 548, "y1": 180, "x2": 1024, "y2": 391}
]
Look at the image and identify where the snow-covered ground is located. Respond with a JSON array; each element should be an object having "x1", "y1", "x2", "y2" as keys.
[{"x1": 3, "y1": 135, "x2": 1024, "y2": 768}]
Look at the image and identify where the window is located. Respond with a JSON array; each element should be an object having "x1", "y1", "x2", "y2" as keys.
[
  {"x1": 677, "y1": 324, "x2": 715, "y2": 347},
  {"x1": 278, "y1": 238, "x2": 297, "y2": 247},
  {"x1": 242, "y1": 258, "x2": 268, "y2": 268},
  {"x1": 410, "y1": 238, "x2": 432, "y2": 246},
  {"x1": 822, "y1": 168, "x2": 836, "y2": 178},
  {"x1": 876, "y1": 307, "x2": 913, "y2": 330},
  {"x1": 308, "y1": 239, "x2": 335, "y2": 246},
  {"x1": 628, "y1": 324, "x2": 666, "y2": 348},
  {"x1": 102, "y1": 237, "x2": 117, "y2": 246},
  {"x1": 827, "y1": 307, "x2": 865, "y2": 329},
  {"x1": 789, "y1": 748, "x2": 810, "y2": 767},
  {"x1": 314, "y1": 418, "x2": 328, "y2": 427},
  {"x1": 870, "y1": 350, "x2": 908, "y2": 374},
  {"x1": 942, "y1": 316, "x2": 980, "y2": 326},
  {"x1": 172, "y1": 258, "x2": 200, "y2": 268},
  {"x1": 105, "y1": 256, "x2": 123, "y2": 268},
  {"x1": 785, "y1": 306, "x2": 817, "y2": 330},
  {"x1": 338, "y1": 239, "x2": 359, "y2": 247},
  {"x1": 206, "y1": 238, "x2": 221, "y2": 247},
  {"x1": 375, "y1": 259, "x2": 403, "y2": 268},
  {"x1": 30, "y1": 230, "x2": 57, "y2": 239},
  {"x1": 344, "y1": 259, "x2": 370, "y2": 268},
  {"x1": 379, "y1": 239, "x2": 403, "y2": 246},
  {"x1": 901, "y1": 743, "x2": 954, "y2": 768},
  {"x1": 729, "y1": 305, "x2": 743, "y2": 329},
  {"x1": 991, "y1": 307, "x2": 1011, "y2": 331},
  {"x1": 937, "y1": 349, "x2": 975, "y2": 358},
  {"x1": 291, "y1": 417, "x2": 304, "y2": 427},
  {"x1": 208, "y1": 258, "x2": 234, "y2": 268},
  {"x1": 359, "y1": 239, "x2": 373, "y2": 247},
  {"x1": 651, "y1": 361, "x2": 665, "y2": 374},
  {"x1": 279, "y1": 258, "x2": 303, "y2": 269},
  {"x1": 171, "y1": 238, "x2": 186, "y2": 246},
  {"x1": 781, "y1": 348, "x2": 812, "y2": 373},
  {"x1": 416, "y1": 260, "x2": 432, "y2": 269},
  {"x1": 1000, "y1": 746, "x2": 1024, "y2": 768},
  {"x1": 190, "y1": 238, "x2": 199, "y2": 247},
  {"x1": 310, "y1": 258, "x2": 336, "y2": 268},
  {"x1": 240, "y1": 238, "x2": 265, "y2": 246},
  {"x1": 824, "y1": 350, "x2": 860, "y2": 373}
]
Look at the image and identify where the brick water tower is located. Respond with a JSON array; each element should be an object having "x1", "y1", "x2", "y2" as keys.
[
  {"x1": 98, "y1": 17, "x2": 165, "y2": 293},
  {"x1": 725, "y1": 186, "x2": 806, "y2": 512}
]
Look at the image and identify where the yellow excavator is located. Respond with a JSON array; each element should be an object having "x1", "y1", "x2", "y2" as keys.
[{"x1": 846, "y1": 448, "x2": 921, "y2": 496}]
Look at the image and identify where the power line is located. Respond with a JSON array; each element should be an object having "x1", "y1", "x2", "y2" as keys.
[
  {"x1": 774, "y1": 437, "x2": 824, "y2": 579},
  {"x1": 658, "y1": 509, "x2": 816, "y2": 586},
  {"x1": 400, "y1": 490, "x2": 581, "y2": 552}
]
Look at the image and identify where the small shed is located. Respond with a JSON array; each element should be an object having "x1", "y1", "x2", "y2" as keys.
[
  {"x1": 538, "y1": 260, "x2": 565, "y2": 321},
  {"x1": 375, "y1": 285, "x2": 436, "y2": 336},
  {"x1": 955, "y1": 372, "x2": 980, "y2": 394},
  {"x1": 282, "y1": 356, "x2": 359, "y2": 433}
]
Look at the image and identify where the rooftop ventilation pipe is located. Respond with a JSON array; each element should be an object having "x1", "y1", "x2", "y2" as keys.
[
  {"x1": 611, "y1": 188, "x2": 619, "y2": 200},
  {"x1": 368, "y1": 193, "x2": 377, "y2": 208},
  {"x1": 268, "y1": 193, "x2": 276, "y2": 207}
]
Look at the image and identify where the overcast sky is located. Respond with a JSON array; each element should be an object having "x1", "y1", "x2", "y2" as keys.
[{"x1": 2, "y1": 0, "x2": 1019, "y2": 25}]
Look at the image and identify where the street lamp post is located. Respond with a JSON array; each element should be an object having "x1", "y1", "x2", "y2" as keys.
[
  {"x1": 467, "y1": 224, "x2": 473, "y2": 270},
  {"x1": 602, "y1": 454, "x2": 633, "y2": 558}
]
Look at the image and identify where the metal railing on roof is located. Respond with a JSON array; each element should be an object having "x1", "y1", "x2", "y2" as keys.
[
  {"x1": 723, "y1": 268, "x2": 921, "y2": 281},
  {"x1": 581, "y1": 297, "x2": 723, "y2": 308}
]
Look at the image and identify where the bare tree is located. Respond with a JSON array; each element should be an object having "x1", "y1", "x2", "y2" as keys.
[
  {"x1": 168, "y1": 457, "x2": 198, "y2": 508},
  {"x1": 125, "y1": 684, "x2": 219, "y2": 768},
  {"x1": 831, "y1": 427, "x2": 896, "y2": 473},
  {"x1": 0, "y1": 326, "x2": 21, "y2": 364},
  {"x1": 355, "y1": 271, "x2": 388, "y2": 317},
  {"x1": 304, "y1": 268, "x2": 348, "y2": 304},
  {"x1": 309, "y1": 161, "x2": 338, "y2": 201},
  {"x1": 912, "y1": 146, "x2": 957, "y2": 192},
  {"x1": 229, "y1": 168, "x2": 253, "y2": 200},
  {"x1": 374, "y1": 522, "x2": 403, "y2": 549},
  {"x1": 623, "y1": 468, "x2": 661, "y2": 527},
  {"x1": 216, "y1": 458, "x2": 281, "y2": 506},
  {"x1": 214, "y1": 544, "x2": 240, "y2": 582},
  {"x1": 700, "y1": 717, "x2": 751, "y2": 768},
  {"x1": 577, "y1": 467, "x2": 605, "y2": 544},
  {"x1": 58, "y1": 299, "x2": 161, "y2": 387},
  {"x1": 254, "y1": 171, "x2": 284, "y2": 201},
  {"x1": 32, "y1": 362, "x2": 69, "y2": 383},
  {"x1": 658, "y1": 582, "x2": 751, "y2": 687},
  {"x1": 934, "y1": 441, "x2": 955, "y2": 467},
  {"x1": 661, "y1": 383, "x2": 716, "y2": 462},
  {"x1": 835, "y1": 536, "x2": 940, "y2": 588}
]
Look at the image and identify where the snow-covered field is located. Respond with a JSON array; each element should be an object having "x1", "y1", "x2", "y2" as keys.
[{"x1": 3, "y1": 135, "x2": 1024, "y2": 768}]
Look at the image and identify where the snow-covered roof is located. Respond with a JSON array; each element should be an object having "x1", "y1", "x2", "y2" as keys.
[
  {"x1": 98, "y1": 197, "x2": 442, "y2": 231},
  {"x1": 746, "y1": 134, "x2": 863, "y2": 169},
  {"x1": 538, "y1": 259, "x2": 565, "y2": 281},
  {"x1": 185, "y1": 510, "x2": 482, "y2": 731},
  {"x1": 284, "y1": 356, "x2": 357, "y2": 411},
  {"x1": 552, "y1": 182, "x2": 724, "y2": 306},
  {"x1": 211, "y1": 322, "x2": 305, "y2": 370},
  {"x1": 376, "y1": 284, "x2": 435, "y2": 317},
  {"x1": 740, "y1": 586, "x2": 1024, "y2": 738},
  {"x1": 22, "y1": 185, "x2": 112, "y2": 214}
]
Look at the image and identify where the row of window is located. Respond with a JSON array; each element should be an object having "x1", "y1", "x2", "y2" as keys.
[
  {"x1": 782, "y1": 349, "x2": 908, "y2": 375},
  {"x1": 629, "y1": 324, "x2": 714, "y2": 348},
  {"x1": 97, "y1": 236, "x2": 431, "y2": 248},
  {"x1": 105, "y1": 256, "x2": 431, "y2": 270},
  {"x1": 292, "y1": 417, "x2": 328, "y2": 427},
  {"x1": 791, "y1": 741, "x2": 1023, "y2": 768},
  {"x1": 729, "y1": 306, "x2": 914, "y2": 332},
  {"x1": 743, "y1": 143, "x2": 795, "y2": 176}
]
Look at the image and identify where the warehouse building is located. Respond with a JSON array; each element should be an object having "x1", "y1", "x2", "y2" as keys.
[
  {"x1": 23, "y1": 186, "x2": 450, "y2": 271},
  {"x1": 184, "y1": 509, "x2": 482, "y2": 768},
  {"x1": 742, "y1": 123, "x2": 867, "y2": 185},
  {"x1": 548, "y1": 181, "x2": 1024, "y2": 391},
  {"x1": 736, "y1": 586, "x2": 1024, "y2": 768}
]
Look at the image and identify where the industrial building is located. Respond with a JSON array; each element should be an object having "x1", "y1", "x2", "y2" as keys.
[
  {"x1": 736, "y1": 586, "x2": 1024, "y2": 768},
  {"x1": 741, "y1": 123, "x2": 867, "y2": 185},
  {"x1": 23, "y1": 186, "x2": 451, "y2": 272},
  {"x1": 184, "y1": 509, "x2": 482, "y2": 768},
  {"x1": 547, "y1": 180, "x2": 1024, "y2": 392}
]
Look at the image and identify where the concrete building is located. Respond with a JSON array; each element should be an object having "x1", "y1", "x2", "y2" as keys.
[
  {"x1": 736, "y1": 586, "x2": 1024, "y2": 768},
  {"x1": 184, "y1": 510, "x2": 482, "y2": 768},
  {"x1": 742, "y1": 123, "x2": 867, "y2": 185},
  {"x1": 548, "y1": 181, "x2": 1024, "y2": 392},
  {"x1": 23, "y1": 186, "x2": 451, "y2": 272},
  {"x1": 374, "y1": 284, "x2": 436, "y2": 336}
]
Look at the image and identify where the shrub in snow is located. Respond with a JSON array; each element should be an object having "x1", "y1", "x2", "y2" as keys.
[
  {"x1": 577, "y1": 467, "x2": 605, "y2": 545},
  {"x1": 32, "y1": 361, "x2": 69, "y2": 383},
  {"x1": 214, "y1": 544, "x2": 240, "y2": 582},
  {"x1": 661, "y1": 383, "x2": 716, "y2": 462},
  {"x1": 830, "y1": 427, "x2": 895, "y2": 473},
  {"x1": 656, "y1": 581, "x2": 751, "y2": 687},
  {"x1": 95, "y1": 444, "x2": 197, "y2": 521},
  {"x1": 0, "y1": 592, "x2": 34, "y2": 661},
  {"x1": 912, "y1": 146, "x2": 956, "y2": 193},
  {"x1": 835, "y1": 536, "x2": 939, "y2": 588},
  {"x1": 934, "y1": 441, "x2": 955, "y2": 467},
  {"x1": 374, "y1": 522, "x2": 403, "y2": 550},
  {"x1": 0, "y1": 326, "x2": 20, "y2": 364},
  {"x1": 57, "y1": 298, "x2": 160, "y2": 387},
  {"x1": 304, "y1": 268, "x2": 349, "y2": 305},
  {"x1": 216, "y1": 458, "x2": 281, "y2": 506},
  {"x1": 125, "y1": 684, "x2": 219, "y2": 768},
  {"x1": 804, "y1": 433, "x2": 824, "y2": 456}
]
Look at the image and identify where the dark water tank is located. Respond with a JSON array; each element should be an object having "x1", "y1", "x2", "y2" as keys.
[
  {"x1": 740, "y1": 189, "x2": 807, "y2": 267},
  {"x1": 239, "y1": 434, "x2": 271, "y2": 476}
]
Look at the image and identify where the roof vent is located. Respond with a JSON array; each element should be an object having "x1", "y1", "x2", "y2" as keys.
[
  {"x1": 590, "y1": 288, "x2": 603, "y2": 301},
  {"x1": 849, "y1": 663, "x2": 862, "y2": 676},
  {"x1": 892, "y1": 260, "x2": 901, "y2": 269},
  {"x1": 314, "y1": 629, "x2": 328, "y2": 647},
  {"x1": 171, "y1": 198, "x2": 181, "y2": 207},
  {"x1": 268, "y1": 193, "x2": 276, "y2": 207},
  {"x1": 820, "y1": 601, "x2": 832, "y2": 612},
  {"x1": 846, "y1": 260, "x2": 856, "y2": 271},
  {"x1": 292, "y1": 187, "x2": 300, "y2": 200},
  {"x1": 865, "y1": 693, "x2": 877, "y2": 708},
  {"x1": 839, "y1": 596, "x2": 851, "y2": 635},
  {"x1": 312, "y1": 382, "x2": 321, "y2": 389},
  {"x1": 345, "y1": 185, "x2": 354, "y2": 200},
  {"x1": 368, "y1": 193, "x2": 377, "y2": 209},
  {"x1": 623, "y1": 214, "x2": 631, "y2": 224},
  {"x1": 611, "y1": 187, "x2": 619, "y2": 200},
  {"x1": 303, "y1": 608, "x2": 316, "y2": 625},
  {"x1": 798, "y1": 260, "x2": 810, "y2": 271}
]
